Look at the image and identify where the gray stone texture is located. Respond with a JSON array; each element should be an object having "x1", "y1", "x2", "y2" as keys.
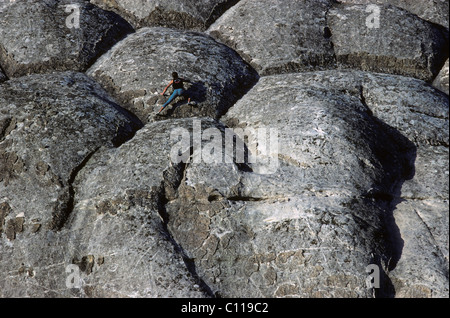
[
  {"x1": 0, "y1": 71, "x2": 142, "y2": 234},
  {"x1": 327, "y1": 3, "x2": 449, "y2": 82},
  {"x1": 87, "y1": 27, "x2": 258, "y2": 123},
  {"x1": 207, "y1": 0, "x2": 336, "y2": 75},
  {"x1": 0, "y1": 0, "x2": 133, "y2": 78},
  {"x1": 90, "y1": 0, "x2": 239, "y2": 30},
  {"x1": 0, "y1": 0, "x2": 448, "y2": 299}
]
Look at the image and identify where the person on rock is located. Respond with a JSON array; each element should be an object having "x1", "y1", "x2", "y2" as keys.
[{"x1": 158, "y1": 72, "x2": 192, "y2": 114}]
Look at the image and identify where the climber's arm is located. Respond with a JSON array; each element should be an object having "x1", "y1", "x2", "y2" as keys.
[{"x1": 161, "y1": 80, "x2": 173, "y2": 95}]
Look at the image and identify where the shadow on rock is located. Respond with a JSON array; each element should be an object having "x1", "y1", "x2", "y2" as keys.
[{"x1": 363, "y1": 116, "x2": 417, "y2": 298}]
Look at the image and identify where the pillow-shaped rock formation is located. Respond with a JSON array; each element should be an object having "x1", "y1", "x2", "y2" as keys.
[
  {"x1": 0, "y1": 0, "x2": 133, "y2": 78},
  {"x1": 87, "y1": 27, "x2": 258, "y2": 123}
]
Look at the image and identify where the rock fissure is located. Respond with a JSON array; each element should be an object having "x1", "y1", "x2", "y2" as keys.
[
  {"x1": 51, "y1": 147, "x2": 101, "y2": 231},
  {"x1": 156, "y1": 159, "x2": 217, "y2": 298}
]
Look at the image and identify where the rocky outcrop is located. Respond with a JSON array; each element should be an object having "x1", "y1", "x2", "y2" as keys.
[
  {"x1": 267, "y1": 69, "x2": 449, "y2": 297},
  {"x1": 0, "y1": 0, "x2": 448, "y2": 299},
  {"x1": 164, "y1": 71, "x2": 411, "y2": 297},
  {"x1": 359, "y1": 73, "x2": 449, "y2": 298},
  {"x1": 0, "y1": 0, "x2": 133, "y2": 78},
  {"x1": 327, "y1": 4, "x2": 449, "y2": 82},
  {"x1": 207, "y1": 0, "x2": 336, "y2": 75},
  {"x1": 90, "y1": 0, "x2": 239, "y2": 31},
  {"x1": 0, "y1": 71, "x2": 142, "y2": 235},
  {"x1": 87, "y1": 27, "x2": 258, "y2": 123}
]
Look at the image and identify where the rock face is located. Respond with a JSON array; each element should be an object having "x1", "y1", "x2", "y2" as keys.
[
  {"x1": 327, "y1": 4, "x2": 449, "y2": 82},
  {"x1": 90, "y1": 0, "x2": 239, "y2": 31},
  {"x1": 0, "y1": 0, "x2": 133, "y2": 78},
  {"x1": 57, "y1": 119, "x2": 217, "y2": 297},
  {"x1": 207, "y1": 0, "x2": 336, "y2": 75},
  {"x1": 0, "y1": 0, "x2": 448, "y2": 299},
  {"x1": 0, "y1": 71, "x2": 142, "y2": 233},
  {"x1": 358, "y1": 73, "x2": 449, "y2": 297},
  {"x1": 164, "y1": 72, "x2": 409, "y2": 298},
  {"x1": 87, "y1": 27, "x2": 258, "y2": 123}
]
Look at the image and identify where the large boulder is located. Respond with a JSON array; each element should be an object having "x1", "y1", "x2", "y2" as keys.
[
  {"x1": 207, "y1": 0, "x2": 336, "y2": 76},
  {"x1": 0, "y1": 0, "x2": 133, "y2": 78},
  {"x1": 0, "y1": 71, "x2": 142, "y2": 237},
  {"x1": 0, "y1": 118, "x2": 211, "y2": 297},
  {"x1": 163, "y1": 71, "x2": 417, "y2": 297},
  {"x1": 90, "y1": 0, "x2": 239, "y2": 31},
  {"x1": 217, "y1": 70, "x2": 447, "y2": 297},
  {"x1": 87, "y1": 27, "x2": 258, "y2": 123},
  {"x1": 327, "y1": 4, "x2": 449, "y2": 82},
  {"x1": 359, "y1": 72, "x2": 449, "y2": 297},
  {"x1": 276, "y1": 69, "x2": 449, "y2": 297}
]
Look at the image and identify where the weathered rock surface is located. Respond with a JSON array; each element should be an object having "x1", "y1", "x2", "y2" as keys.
[
  {"x1": 0, "y1": 118, "x2": 218, "y2": 297},
  {"x1": 217, "y1": 70, "x2": 448, "y2": 297},
  {"x1": 90, "y1": 0, "x2": 239, "y2": 31},
  {"x1": 0, "y1": 0, "x2": 133, "y2": 78},
  {"x1": 0, "y1": 71, "x2": 142, "y2": 235},
  {"x1": 359, "y1": 73, "x2": 449, "y2": 298},
  {"x1": 207, "y1": 0, "x2": 336, "y2": 76},
  {"x1": 87, "y1": 27, "x2": 258, "y2": 123},
  {"x1": 259, "y1": 69, "x2": 449, "y2": 297},
  {"x1": 337, "y1": 0, "x2": 450, "y2": 28},
  {"x1": 0, "y1": 0, "x2": 448, "y2": 299},
  {"x1": 433, "y1": 59, "x2": 449, "y2": 95},
  {"x1": 327, "y1": 4, "x2": 449, "y2": 82},
  {"x1": 162, "y1": 71, "x2": 412, "y2": 297}
]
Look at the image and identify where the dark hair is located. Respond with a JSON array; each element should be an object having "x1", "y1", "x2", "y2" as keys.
[{"x1": 172, "y1": 72, "x2": 179, "y2": 79}]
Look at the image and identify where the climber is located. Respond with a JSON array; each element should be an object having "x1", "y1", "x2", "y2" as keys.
[{"x1": 158, "y1": 72, "x2": 191, "y2": 114}]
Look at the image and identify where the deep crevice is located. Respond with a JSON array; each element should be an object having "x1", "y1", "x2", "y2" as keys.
[
  {"x1": 49, "y1": 106, "x2": 143, "y2": 232},
  {"x1": 324, "y1": 1, "x2": 339, "y2": 68},
  {"x1": 357, "y1": 85, "x2": 419, "y2": 298},
  {"x1": 205, "y1": 0, "x2": 240, "y2": 29},
  {"x1": 50, "y1": 146, "x2": 101, "y2": 231},
  {"x1": 155, "y1": 160, "x2": 217, "y2": 298}
]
